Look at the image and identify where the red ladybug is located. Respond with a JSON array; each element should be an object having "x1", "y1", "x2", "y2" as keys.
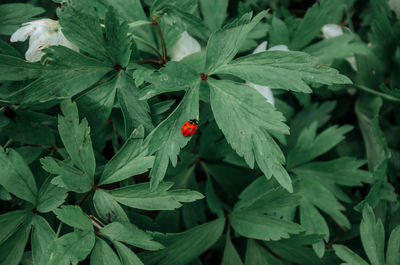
[{"x1": 181, "y1": 119, "x2": 198, "y2": 137}]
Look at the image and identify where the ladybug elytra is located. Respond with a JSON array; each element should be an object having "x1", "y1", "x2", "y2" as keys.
[{"x1": 181, "y1": 119, "x2": 198, "y2": 137}]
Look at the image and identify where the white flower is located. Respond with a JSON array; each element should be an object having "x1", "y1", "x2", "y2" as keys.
[
  {"x1": 321, "y1": 24, "x2": 344, "y2": 39},
  {"x1": 170, "y1": 31, "x2": 201, "y2": 61},
  {"x1": 389, "y1": 0, "x2": 400, "y2": 19},
  {"x1": 246, "y1": 41, "x2": 289, "y2": 106},
  {"x1": 10, "y1": 19, "x2": 78, "y2": 62},
  {"x1": 321, "y1": 24, "x2": 357, "y2": 71}
]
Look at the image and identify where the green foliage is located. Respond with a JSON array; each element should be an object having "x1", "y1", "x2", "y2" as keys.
[
  {"x1": 334, "y1": 205, "x2": 400, "y2": 265},
  {"x1": 0, "y1": 3, "x2": 45, "y2": 35},
  {"x1": 0, "y1": 0, "x2": 399, "y2": 264}
]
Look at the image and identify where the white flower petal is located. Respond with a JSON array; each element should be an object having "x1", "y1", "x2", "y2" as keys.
[
  {"x1": 253, "y1": 41, "x2": 267, "y2": 54},
  {"x1": 390, "y1": 0, "x2": 400, "y2": 19},
  {"x1": 247, "y1": 82, "x2": 275, "y2": 106},
  {"x1": 10, "y1": 23, "x2": 35, "y2": 42},
  {"x1": 346, "y1": 57, "x2": 358, "y2": 71},
  {"x1": 245, "y1": 41, "x2": 291, "y2": 105},
  {"x1": 321, "y1": 24, "x2": 343, "y2": 39},
  {"x1": 25, "y1": 41, "x2": 44, "y2": 62},
  {"x1": 170, "y1": 31, "x2": 201, "y2": 61},
  {"x1": 10, "y1": 18, "x2": 78, "y2": 62},
  {"x1": 268, "y1": 44, "x2": 289, "y2": 51}
]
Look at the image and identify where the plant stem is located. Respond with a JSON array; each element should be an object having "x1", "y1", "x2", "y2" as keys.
[
  {"x1": 3, "y1": 138, "x2": 13, "y2": 148},
  {"x1": 353, "y1": 84, "x2": 400, "y2": 103},
  {"x1": 130, "y1": 34, "x2": 163, "y2": 60},
  {"x1": 75, "y1": 189, "x2": 92, "y2": 206},
  {"x1": 135, "y1": 59, "x2": 164, "y2": 65},
  {"x1": 91, "y1": 219, "x2": 103, "y2": 230},
  {"x1": 55, "y1": 222, "x2": 63, "y2": 238},
  {"x1": 152, "y1": 18, "x2": 168, "y2": 63},
  {"x1": 89, "y1": 215, "x2": 106, "y2": 227}
]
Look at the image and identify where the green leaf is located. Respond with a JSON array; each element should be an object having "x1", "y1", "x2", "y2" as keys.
[
  {"x1": 299, "y1": 202, "x2": 329, "y2": 257},
  {"x1": 293, "y1": 157, "x2": 372, "y2": 187},
  {"x1": 31, "y1": 215, "x2": 55, "y2": 265},
  {"x1": 0, "y1": 210, "x2": 30, "y2": 245},
  {"x1": 76, "y1": 76, "x2": 117, "y2": 148},
  {"x1": 53, "y1": 205, "x2": 93, "y2": 231},
  {"x1": 0, "y1": 3, "x2": 45, "y2": 35},
  {"x1": 58, "y1": 99, "x2": 96, "y2": 183},
  {"x1": 6, "y1": 46, "x2": 111, "y2": 107},
  {"x1": 144, "y1": 83, "x2": 200, "y2": 190},
  {"x1": 296, "y1": 171, "x2": 351, "y2": 229},
  {"x1": 14, "y1": 146, "x2": 43, "y2": 165},
  {"x1": 231, "y1": 178, "x2": 304, "y2": 241},
  {"x1": 222, "y1": 232, "x2": 244, "y2": 265},
  {"x1": 0, "y1": 147, "x2": 37, "y2": 204},
  {"x1": 234, "y1": 177, "x2": 300, "y2": 212},
  {"x1": 199, "y1": 0, "x2": 228, "y2": 31},
  {"x1": 2, "y1": 115, "x2": 55, "y2": 146},
  {"x1": 104, "y1": 7, "x2": 132, "y2": 67},
  {"x1": 245, "y1": 239, "x2": 284, "y2": 265},
  {"x1": 288, "y1": 101, "x2": 336, "y2": 148},
  {"x1": 287, "y1": 122, "x2": 353, "y2": 168},
  {"x1": 205, "y1": 11, "x2": 267, "y2": 73},
  {"x1": 300, "y1": 202, "x2": 329, "y2": 240},
  {"x1": 114, "y1": 241, "x2": 145, "y2": 265},
  {"x1": 40, "y1": 157, "x2": 92, "y2": 193},
  {"x1": 36, "y1": 177, "x2": 68, "y2": 213},
  {"x1": 290, "y1": 0, "x2": 347, "y2": 50},
  {"x1": 0, "y1": 39, "x2": 21, "y2": 57},
  {"x1": 355, "y1": 95, "x2": 390, "y2": 171},
  {"x1": 266, "y1": 234, "x2": 340, "y2": 265},
  {"x1": 93, "y1": 189, "x2": 129, "y2": 222},
  {"x1": 304, "y1": 34, "x2": 371, "y2": 64},
  {"x1": 333, "y1": 245, "x2": 369, "y2": 265},
  {"x1": 0, "y1": 213, "x2": 33, "y2": 265},
  {"x1": 90, "y1": 237, "x2": 122, "y2": 265},
  {"x1": 138, "y1": 62, "x2": 199, "y2": 100},
  {"x1": 140, "y1": 218, "x2": 225, "y2": 265},
  {"x1": 216, "y1": 50, "x2": 352, "y2": 93},
  {"x1": 208, "y1": 78, "x2": 292, "y2": 192},
  {"x1": 100, "y1": 222, "x2": 164, "y2": 250},
  {"x1": 110, "y1": 182, "x2": 204, "y2": 210},
  {"x1": 48, "y1": 230, "x2": 95, "y2": 265},
  {"x1": 230, "y1": 210, "x2": 303, "y2": 241},
  {"x1": 118, "y1": 72, "x2": 154, "y2": 137},
  {"x1": 268, "y1": 17, "x2": 289, "y2": 47},
  {"x1": 101, "y1": 0, "x2": 153, "y2": 53},
  {"x1": 205, "y1": 176, "x2": 224, "y2": 218},
  {"x1": 0, "y1": 55, "x2": 44, "y2": 81},
  {"x1": 386, "y1": 226, "x2": 400, "y2": 265},
  {"x1": 360, "y1": 205, "x2": 385, "y2": 265},
  {"x1": 100, "y1": 126, "x2": 154, "y2": 185},
  {"x1": 58, "y1": 4, "x2": 108, "y2": 61}
]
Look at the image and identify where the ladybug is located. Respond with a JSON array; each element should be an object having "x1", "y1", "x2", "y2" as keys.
[{"x1": 181, "y1": 119, "x2": 198, "y2": 137}]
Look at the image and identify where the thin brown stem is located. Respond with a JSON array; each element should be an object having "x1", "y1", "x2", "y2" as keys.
[
  {"x1": 91, "y1": 219, "x2": 103, "y2": 230},
  {"x1": 75, "y1": 189, "x2": 92, "y2": 206},
  {"x1": 89, "y1": 215, "x2": 106, "y2": 227},
  {"x1": 326, "y1": 230, "x2": 346, "y2": 249},
  {"x1": 152, "y1": 18, "x2": 168, "y2": 63},
  {"x1": 135, "y1": 59, "x2": 164, "y2": 65},
  {"x1": 3, "y1": 138, "x2": 13, "y2": 148}
]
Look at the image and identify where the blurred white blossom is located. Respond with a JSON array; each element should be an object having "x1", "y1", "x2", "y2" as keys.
[
  {"x1": 11, "y1": 19, "x2": 78, "y2": 62},
  {"x1": 246, "y1": 41, "x2": 289, "y2": 106},
  {"x1": 389, "y1": 0, "x2": 400, "y2": 19},
  {"x1": 170, "y1": 31, "x2": 201, "y2": 61},
  {"x1": 321, "y1": 24, "x2": 344, "y2": 39},
  {"x1": 321, "y1": 24, "x2": 357, "y2": 71}
]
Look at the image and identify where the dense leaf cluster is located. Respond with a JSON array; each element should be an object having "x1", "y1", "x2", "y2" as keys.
[{"x1": 0, "y1": 0, "x2": 399, "y2": 265}]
